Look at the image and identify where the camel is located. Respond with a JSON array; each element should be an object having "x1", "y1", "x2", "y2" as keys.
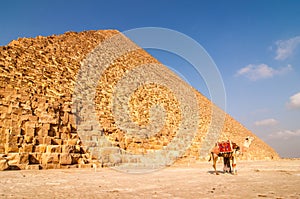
[{"x1": 208, "y1": 136, "x2": 254, "y2": 175}]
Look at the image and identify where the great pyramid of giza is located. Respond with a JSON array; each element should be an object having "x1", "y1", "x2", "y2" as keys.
[{"x1": 0, "y1": 30, "x2": 279, "y2": 171}]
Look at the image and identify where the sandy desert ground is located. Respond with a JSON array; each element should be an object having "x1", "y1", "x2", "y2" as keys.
[{"x1": 0, "y1": 159, "x2": 299, "y2": 199}]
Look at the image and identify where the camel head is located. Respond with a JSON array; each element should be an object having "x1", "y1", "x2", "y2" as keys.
[
  {"x1": 232, "y1": 142, "x2": 240, "y2": 151},
  {"x1": 243, "y1": 136, "x2": 254, "y2": 148},
  {"x1": 232, "y1": 142, "x2": 241, "y2": 156}
]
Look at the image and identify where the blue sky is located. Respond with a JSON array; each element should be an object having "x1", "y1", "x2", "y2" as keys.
[{"x1": 1, "y1": 0, "x2": 300, "y2": 157}]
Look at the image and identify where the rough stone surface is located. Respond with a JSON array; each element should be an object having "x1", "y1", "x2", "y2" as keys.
[
  {"x1": 0, "y1": 158, "x2": 9, "y2": 171},
  {"x1": 0, "y1": 30, "x2": 279, "y2": 170}
]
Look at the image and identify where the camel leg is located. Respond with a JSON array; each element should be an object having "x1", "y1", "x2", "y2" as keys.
[
  {"x1": 223, "y1": 157, "x2": 230, "y2": 173},
  {"x1": 213, "y1": 159, "x2": 219, "y2": 175},
  {"x1": 229, "y1": 157, "x2": 233, "y2": 174},
  {"x1": 212, "y1": 155, "x2": 219, "y2": 175},
  {"x1": 231, "y1": 156, "x2": 237, "y2": 175}
]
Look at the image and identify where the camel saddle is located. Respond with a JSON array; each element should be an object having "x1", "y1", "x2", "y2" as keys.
[{"x1": 217, "y1": 140, "x2": 233, "y2": 153}]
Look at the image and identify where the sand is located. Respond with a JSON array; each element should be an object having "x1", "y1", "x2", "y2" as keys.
[{"x1": 0, "y1": 159, "x2": 299, "y2": 198}]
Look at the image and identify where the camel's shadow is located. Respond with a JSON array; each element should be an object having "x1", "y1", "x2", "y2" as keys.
[{"x1": 207, "y1": 170, "x2": 232, "y2": 175}]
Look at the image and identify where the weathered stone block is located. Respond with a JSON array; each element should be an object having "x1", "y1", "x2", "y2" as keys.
[
  {"x1": 29, "y1": 153, "x2": 42, "y2": 164},
  {"x1": 71, "y1": 154, "x2": 81, "y2": 164},
  {"x1": 51, "y1": 138, "x2": 62, "y2": 145},
  {"x1": 19, "y1": 144, "x2": 33, "y2": 153},
  {"x1": 6, "y1": 153, "x2": 19, "y2": 165},
  {"x1": 28, "y1": 115, "x2": 38, "y2": 121},
  {"x1": 75, "y1": 145, "x2": 82, "y2": 153},
  {"x1": 25, "y1": 164, "x2": 41, "y2": 170},
  {"x1": 11, "y1": 121, "x2": 21, "y2": 135},
  {"x1": 5, "y1": 143, "x2": 19, "y2": 153},
  {"x1": 35, "y1": 137, "x2": 43, "y2": 145},
  {"x1": 25, "y1": 121, "x2": 36, "y2": 136},
  {"x1": 20, "y1": 114, "x2": 30, "y2": 121},
  {"x1": 0, "y1": 159, "x2": 9, "y2": 171},
  {"x1": 62, "y1": 145, "x2": 75, "y2": 153},
  {"x1": 60, "y1": 132, "x2": 70, "y2": 140},
  {"x1": 48, "y1": 125, "x2": 59, "y2": 137},
  {"x1": 3, "y1": 119, "x2": 12, "y2": 128},
  {"x1": 60, "y1": 153, "x2": 72, "y2": 165},
  {"x1": 67, "y1": 139, "x2": 78, "y2": 146},
  {"x1": 7, "y1": 153, "x2": 29, "y2": 165},
  {"x1": 62, "y1": 112, "x2": 69, "y2": 125},
  {"x1": 0, "y1": 146, "x2": 4, "y2": 154},
  {"x1": 46, "y1": 145, "x2": 61, "y2": 153},
  {"x1": 43, "y1": 163, "x2": 61, "y2": 169},
  {"x1": 62, "y1": 104, "x2": 72, "y2": 112},
  {"x1": 39, "y1": 115, "x2": 58, "y2": 124},
  {"x1": 41, "y1": 153, "x2": 60, "y2": 165},
  {"x1": 43, "y1": 137, "x2": 52, "y2": 145},
  {"x1": 37, "y1": 123, "x2": 50, "y2": 137},
  {"x1": 6, "y1": 133, "x2": 19, "y2": 143},
  {"x1": 19, "y1": 153, "x2": 29, "y2": 164},
  {"x1": 24, "y1": 135, "x2": 33, "y2": 143},
  {"x1": 35, "y1": 144, "x2": 47, "y2": 153}
]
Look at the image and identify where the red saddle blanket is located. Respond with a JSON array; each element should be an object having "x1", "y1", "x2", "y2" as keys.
[{"x1": 218, "y1": 141, "x2": 233, "y2": 153}]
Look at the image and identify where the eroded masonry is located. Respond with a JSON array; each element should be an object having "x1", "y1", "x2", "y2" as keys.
[{"x1": 0, "y1": 30, "x2": 279, "y2": 170}]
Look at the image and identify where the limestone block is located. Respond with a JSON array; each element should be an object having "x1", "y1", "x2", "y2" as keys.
[
  {"x1": 24, "y1": 135, "x2": 33, "y2": 143},
  {"x1": 46, "y1": 145, "x2": 61, "y2": 153},
  {"x1": 39, "y1": 115, "x2": 58, "y2": 124},
  {"x1": 6, "y1": 153, "x2": 18, "y2": 165},
  {"x1": 29, "y1": 153, "x2": 42, "y2": 164},
  {"x1": 0, "y1": 159, "x2": 9, "y2": 171},
  {"x1": 18, "y1": 153, "x2": 29, "y2": 164},
  {"x1": 25, "y1": 164, "x2": 41, "y2": 170},
  {"x1": 62, "y1": 104, "x2": 72, "y2": 112},
  {"x1": 68, "y1": 115, "x2": 76, "y2": 127},
  {"x1": 5, "y1": 132, "x2": 17, "y2": 143},
  {"x1": 60, "y1": 153, "x2": 72, "y2": 165},
  {"x1": 71, "y1": 154, "x2": 81, "y2": 164},
  {"x1": 75, "y1": 145, "x2": 82, "y2": 153},
  {"x1": 20, "y1": 114, "x2": 31, "y2": 121},
  {"x1": 29, "y1": 115, "x2": 38, "y2": 122},
  {"x1": 62, "y1": 112, "x2": 69, "y2": 125},
  {"x1": 61, "y1": 145, "x2": 75, "y2": 153},
  {"x1": 3, "y1": 119, "x2": 13, "y2": 128},
  {"x1": 43, "y1": 164, "x2": 61, "y2": 169},
  {"x1": 37, "y1": 123, "x2": 50, "y2": 137},
  {"x1": 35, "y1": 145, "x2": 47, "y2": 153},
  {"x1": 25, "y1": 121, "x2": 36, "y2": 136},
  {"x1": 43, "y1": 137, "x2": 52, "y2": 145},
  {"x1": 67, "y1": 139, "x2": 78, "y2": 146},
  {"x1": 0, "y1": 146, "x2": 4, "y2": 154},
  {"x1": 52, "y1": 138, "x2": 62, "y2": 145},
  {"x1": 6, "y1": 153, "x2": 29, "y2": 165},
  {"x1": 48, "y1": 125, "x2": 59, "y2": 138},
  {"x1": 11, "y1": 120, "x2": 22, "y2": 135},
  {"x1": 19, "y1": 144, "x2": 33, "y2": 153},
  {"x1": 5, "y1": 143, "x2": 19, "y2": 153},
  {"x1": 41, "y1": 153, "x2": 60, "y2": 165}
]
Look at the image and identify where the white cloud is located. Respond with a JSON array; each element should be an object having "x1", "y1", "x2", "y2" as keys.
[
  {"x1": 275, "y1": 36, "x2": 300, "y2": 60},
  {"x1": 287, "y1": 92, "x2": 300, "y2": 109},
  {"x1": 235, "y1": 64, "x2": 292, "y2": 81},
  {"x1": 254, "y1": 118, "x2": 278, "y2": 126},
  {"x1": 269, "y1": 129, "x2": 300, "y2": 140}
]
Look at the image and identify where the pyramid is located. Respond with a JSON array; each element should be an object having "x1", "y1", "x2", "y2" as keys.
[{"x1": 0, "y1": 30, "x2": 279, "y2": 170}]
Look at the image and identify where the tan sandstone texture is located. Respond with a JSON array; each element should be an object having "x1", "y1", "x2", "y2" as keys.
[{"x1": 0, "y1": 30, "x2": 279, "y2": 170}]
